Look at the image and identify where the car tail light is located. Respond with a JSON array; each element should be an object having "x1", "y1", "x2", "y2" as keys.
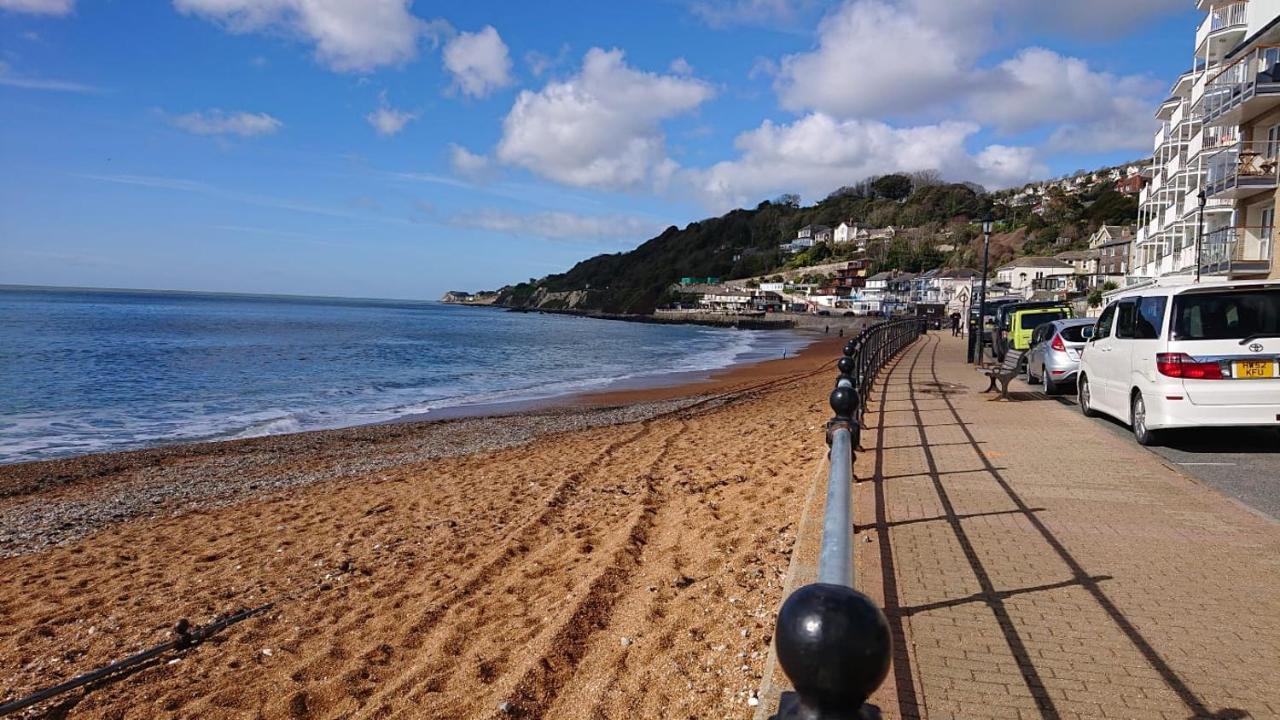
[
  {"x1": 1051, "y1": 334, "x2": 1066, "y2": 352},
  {"x1": 1156, "y1": 353, "x2": 1224, "y2": 380}
]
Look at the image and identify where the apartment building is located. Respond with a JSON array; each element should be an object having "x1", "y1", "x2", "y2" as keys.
[
  {"x1": 1199, "y1": 0, "x2": 1280, "y2": 278},
  {"x1": 1133, "y1": 0, "x2": 1280, "y2": 284}
]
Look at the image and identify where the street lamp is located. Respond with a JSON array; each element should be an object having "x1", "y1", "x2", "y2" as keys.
[
  {"x1": 1195, "y1": 189, "x2": 1206, "y2": 283},
  {"x1": 975, "y1": 213, "x2": 993, "y2": 365}
]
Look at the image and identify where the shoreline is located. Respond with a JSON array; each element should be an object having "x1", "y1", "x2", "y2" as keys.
[{"x1": 0, "y1": 335, "x2": 848, "y2": 558}]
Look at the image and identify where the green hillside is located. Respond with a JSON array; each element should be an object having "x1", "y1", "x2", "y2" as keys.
[{"x1": 495, "y1": 170, "x2": 1138, "y2": 314}]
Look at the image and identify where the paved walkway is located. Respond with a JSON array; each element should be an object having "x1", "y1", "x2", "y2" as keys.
[{"x1": 848, "y1": 333, "x2": 1280, "y2": 720}]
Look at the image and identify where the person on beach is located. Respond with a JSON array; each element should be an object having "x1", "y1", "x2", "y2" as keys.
[{"x1": 950, "y1": 312, "x2": 961, "y2": 336}]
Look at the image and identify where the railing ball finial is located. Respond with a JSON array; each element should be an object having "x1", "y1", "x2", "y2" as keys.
[
  {"x1": 829, "y1": 386, "x2": 855, "y2": 421},
  {"x1": 773, "y1": 583, "x2": 892, "y2": 719},
  {"x1": 836, "y1": 356, "x2": 855, "y2": 377},
  {"x1": 842, "y1": 340, "x2": 857, "y2": 357}
]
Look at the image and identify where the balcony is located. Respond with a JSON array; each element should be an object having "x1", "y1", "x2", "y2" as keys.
[
  {"x1": 1202, "y1": 46, "x2": 1280, "y2": 127},
  {"x1": 1195, "y1": 1, "x2": 1248, "y2": 57},
  {"x1": 1199, "y1": 225, "x2": 1274, "y2": 276},
  {"x1": 1205, "y1": 140, "x2": 1280, "y2": 198}
]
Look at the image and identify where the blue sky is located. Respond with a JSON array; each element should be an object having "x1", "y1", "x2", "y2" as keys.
[{"x1": 1, "y1": 0, "x2": 1200, "y2": 299}]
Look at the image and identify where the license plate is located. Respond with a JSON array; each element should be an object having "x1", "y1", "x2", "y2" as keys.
[{"x1": 1234, "y1": 360, "x2": 1276, "y2": 379}]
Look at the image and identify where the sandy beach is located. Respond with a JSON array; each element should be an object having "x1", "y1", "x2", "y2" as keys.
[{"x1": 0, "y1": 335, "x2": 847, "y2": 718}]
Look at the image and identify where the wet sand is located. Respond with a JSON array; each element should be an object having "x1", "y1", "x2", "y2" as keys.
[{"x1": 0, "y1": 336, "x2": 846, "y2": 718}]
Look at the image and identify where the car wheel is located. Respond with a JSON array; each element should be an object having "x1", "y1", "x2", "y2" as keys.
[
  {"x1": 1131, "y1": 392, "x2": 1161, "y2": 447},
  {"x1": 1043, "y1": 367, "x2": 1057, "y2": 396},
  {"x1": 1078, "y1": 376, "x2": 1098, "y2": 417}
]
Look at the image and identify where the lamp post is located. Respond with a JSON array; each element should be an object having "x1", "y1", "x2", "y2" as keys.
[
  {"x1": 1195, "y1": 189, "x2": 1206, "y2": 283},
  {"x1": 976, "y1": 214, "x2": 993, "y2": 366}
]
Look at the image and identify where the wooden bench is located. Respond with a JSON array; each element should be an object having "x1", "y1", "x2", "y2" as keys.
[{"x1": 980, "y1": 349, "x2": 1027, "y2": 401}]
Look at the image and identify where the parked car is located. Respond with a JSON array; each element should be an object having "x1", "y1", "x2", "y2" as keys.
[
  {"x1": 914, "y1": 302, "x2": 945, "y2": 330},
  {"x1": 1077, "y1": 280, "x2": 1280, "y2": 445},
  {"x1": 993, "y1": 301, "x2": 1075, "y2": 359},
  {"x1": 1025, "y1": 318, "x2": 1094, "y2": 395}
]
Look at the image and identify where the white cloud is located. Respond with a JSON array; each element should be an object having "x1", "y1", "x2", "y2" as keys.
[
  {"x1": 442, "y1": 26, "x2": 513, "y2": 98},
  {"x1": 972, "y1": 48, "x2": 1158, "y2": 136},
  {"x1": 0, "y1": 62, "x2": 100, "y2": 93},
  {"x1": 775, "y1": 0, "x2": 973, "y2": 117},
  {"x1": 669, "y1": 57, "x2": 694, "y2": 76},
  {"x1": 0, "y1": 0, "x2": 72, "y2": 15},
  {"x1": 449, "y1": 144, "x2": 493, "y2": 180},
  {"x1": 497, "y1": 48, "x2": 714, "y2": 190},
  {"x1": 365, "y1": 94, "x2": 417, "y2": 136},
  {"x1": 455, "y1": 209, "x2": 661, "y2": 244},
  {"x1": 1048, "y1": 96, "x2": 1158, "y2": 154},
  {"x1": 684, "y1": 113, "x2": 1044, "y2": 211},
  {"x1": 525, "y1": 44, "x2": 570, "y2": 78},
  {"x1": 170, "y1": 110, "x2": 283, "y2": 137},
  {"x1": 172, "y1": 0, "x2": 429, "y2": 73}
]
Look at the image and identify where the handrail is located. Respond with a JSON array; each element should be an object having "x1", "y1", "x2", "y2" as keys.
[{"x1": 769, "y1": 317, "x2": 925, "y2": 720}]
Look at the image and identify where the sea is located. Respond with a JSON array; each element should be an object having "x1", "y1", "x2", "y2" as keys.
[{"x1": 0, "y1": 287, "x2": 811, "y2": 465}]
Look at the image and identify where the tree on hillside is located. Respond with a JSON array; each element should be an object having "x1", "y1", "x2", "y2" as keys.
[{"x1": 872, "y1": 174, "x2": 913, "y2": 200}]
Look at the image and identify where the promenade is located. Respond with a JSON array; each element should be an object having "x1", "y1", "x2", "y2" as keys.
[{"x1": 845, "y1": 333, "x2": 1280, "y2": 719}]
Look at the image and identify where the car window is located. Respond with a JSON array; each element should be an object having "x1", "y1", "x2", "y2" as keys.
[
  {"x1": 1095, "y1": 304, "x2": 1116, "y2": 340},
  {"x1": 1114, "y1": 301, "x2": 1137, "y2": 339},
  {"x1": 1060, "y1": 324, "x2": 1091, "y2": 343},
  {"x1": 1019, "y1": 311, "x2": 1067, "y2": 331},
  {"x1": 1171, "y1": 289, "x2": 1280, "y2": 340},
  {"x1": 1135, "y1": 296, "x2": 1166, "y2": 340}
]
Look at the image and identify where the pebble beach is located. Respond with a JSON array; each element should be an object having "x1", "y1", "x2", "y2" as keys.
[{"x1": 0, "y1": 335, "x2": 846, "y2": 718}]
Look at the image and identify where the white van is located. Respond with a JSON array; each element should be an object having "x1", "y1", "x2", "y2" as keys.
[{"x1": 1077, "y1": 279, "x2": 1280, "y2": 445}]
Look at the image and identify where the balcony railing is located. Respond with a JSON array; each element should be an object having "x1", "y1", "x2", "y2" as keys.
[
  {"x1": 1205, "y1": 140, "x2": 1280, "y2": 197},
  {"x1": 1203, "y1": 46, "x2": 1280, "y2": 124},
  {"x1": 1199, "y1": 225, "x2": 1274, "y2": 276},
  {"x1": 1196, "y1": 1, "x2": 1248, "y2": 50}
]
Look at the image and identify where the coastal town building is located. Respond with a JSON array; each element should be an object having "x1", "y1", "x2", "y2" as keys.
[
  {"x1": 819, "y1": 260, "x2": 869, "y2": 296},
  {"x1": 1198, "y1": 4, "x2": 1280, "y2": 278},
  {"x1": 1131, "y1": 0, "x2": 1280, "y2": 284},
  {"x1": 994, "y1": 257, "x2": 1076, "y2": 297},
  {"x1": 1054, "y1": 249, "x2": 1101, "y2": 280}
]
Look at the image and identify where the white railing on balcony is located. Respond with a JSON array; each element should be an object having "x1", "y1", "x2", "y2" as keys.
[
  {"x1": 1196, "y1": 1, "x2": 1248, "y2": 50},
  {"x1": 1206, "y1": 140, "x2": 1280, "y2": 195},
  {"x1": 1188, "y1": 128, "x2": 1204, "y2": 159},
  {"x1": 1171, "y1": 102, "x2": 1186, "y2": 129},
  {"x1": 1200, "y1": 225, "x2": 1274, "y2": 275},
  {"x1": 1203, "y1": 46, "x2": 1280, "y2": 122},
  {"x1": 1154, "y1": 121, "x2": 1172, "y2": 152}
]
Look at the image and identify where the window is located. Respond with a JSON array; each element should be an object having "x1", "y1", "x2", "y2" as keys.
[
  {"x1": 1172, "y1": 289, "x2": 1280, "y2": 340},
  {"x1": 1135, "y1": 296, "x2": 1166, "y2": 339},
  {"x1": 1095, "y1": 304, "x2": 1117, "y2": 340},
  {"x1": 1020, "y1": 311, "x2": 1067, "y2": 331},
  {"x1": 1060, "y1": 324, "x2": 1092, "y2": 343},
  {"x1": 1115, "y1": 300, "x2": 1137, "y2": 339}
]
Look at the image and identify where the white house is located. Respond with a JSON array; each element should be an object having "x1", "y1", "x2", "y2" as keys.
[
  {"x1": 759, "y1": 282, "x2": 786, "y2": 293},
  {"x1": 833, "y1": 221, "x2": 859, "y2": 246},
  {"x1": 994, "y1": 257, "x2": 1075, "y2": 297}
]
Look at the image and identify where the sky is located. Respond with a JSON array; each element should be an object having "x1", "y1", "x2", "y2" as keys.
[{"x1": 0, "y1": 0, "x2": 1202, "y2": 300}]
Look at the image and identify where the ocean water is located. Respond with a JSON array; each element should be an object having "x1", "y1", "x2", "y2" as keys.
[{"x1": 0, "y1": 287, "x2": 810, "y2": 464}]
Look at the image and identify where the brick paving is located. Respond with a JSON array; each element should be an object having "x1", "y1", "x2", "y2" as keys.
[{"x1": 850, "y1": 333, "x2": 1280, "y2": 720}]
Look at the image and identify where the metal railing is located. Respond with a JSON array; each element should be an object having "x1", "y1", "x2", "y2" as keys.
[
  {"x1": 770, "y1": 317, "x2": 925, "y2": 720},
  {"x1": 1203, "y1": 45, "x2": 1280, "y2": 123},
  {"x1": 1200, "y1": 225, "x2": 1274, "y2": 276},
  {"x1": 1205, "y1": 140, "x2": 1280, "y2": 197}
]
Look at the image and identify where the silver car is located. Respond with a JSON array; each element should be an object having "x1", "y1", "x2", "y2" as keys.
[{"x1": 1025, "y1": 318, "x2": 1095, "y2": 395}]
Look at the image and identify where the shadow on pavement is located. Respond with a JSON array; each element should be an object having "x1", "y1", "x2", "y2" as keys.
[{"x1": 865, "y1": 335, "x2": 1251, "y2": 720}]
